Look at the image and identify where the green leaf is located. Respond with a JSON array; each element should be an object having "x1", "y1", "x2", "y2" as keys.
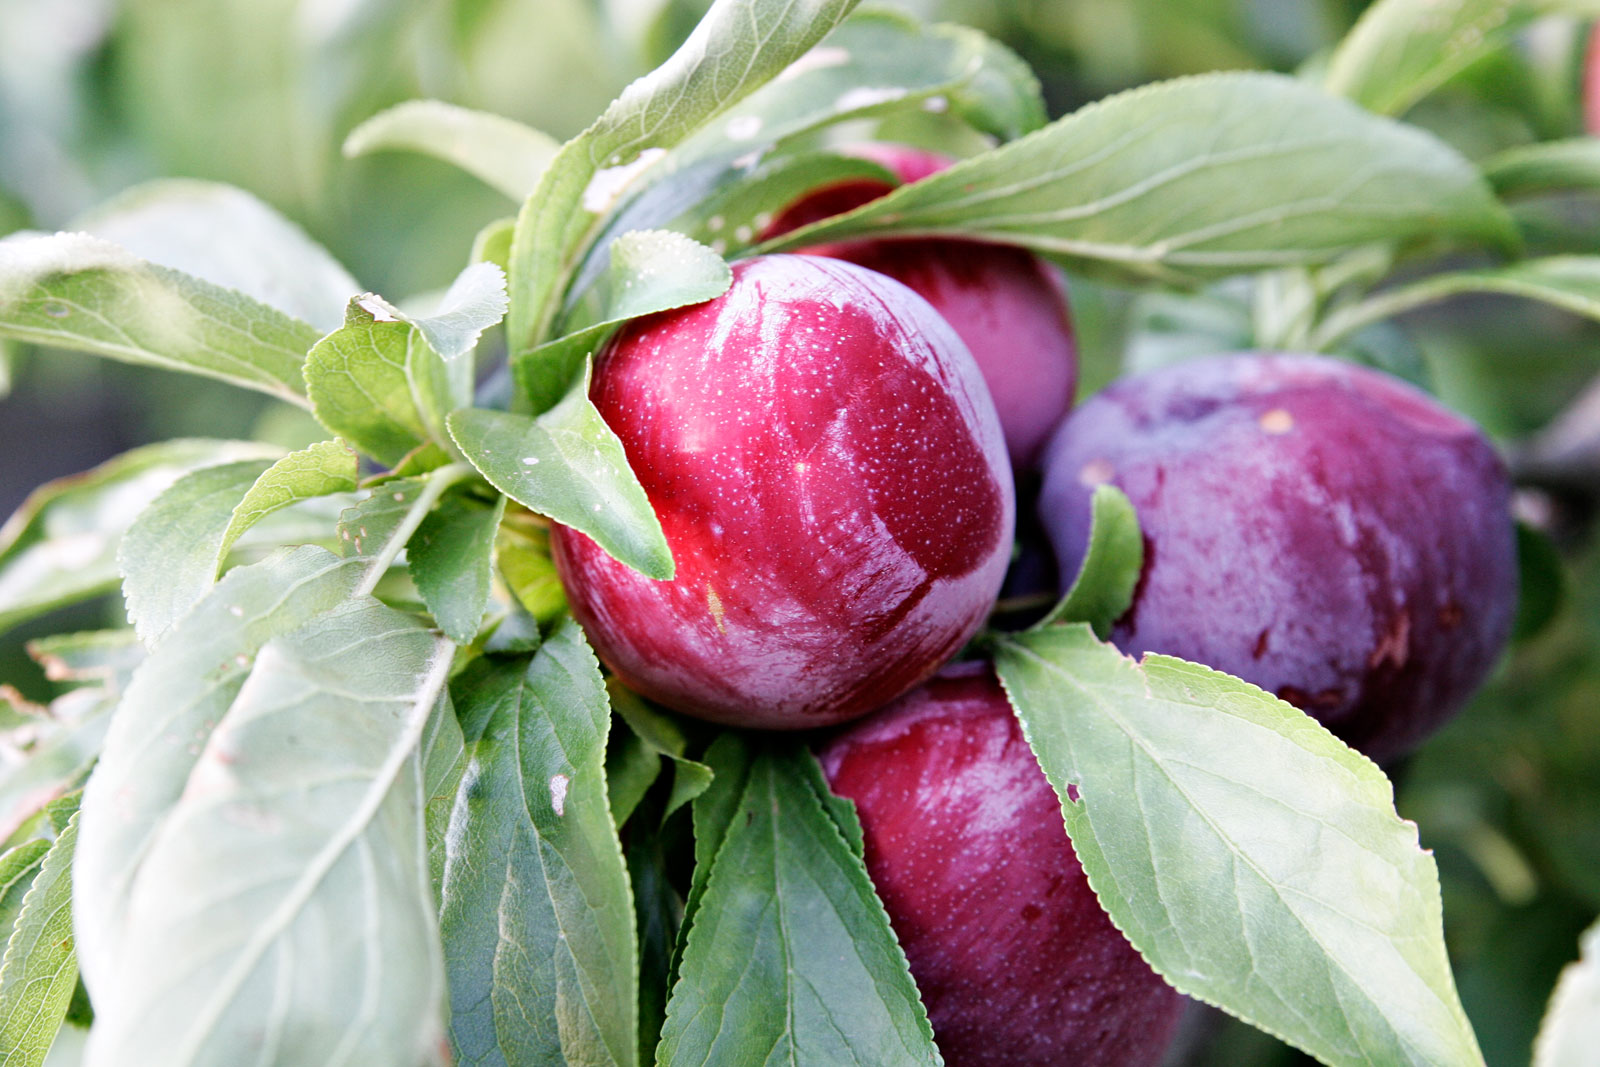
[
  {"x1": 80, "y1": 598, "x2": 453, "y2": 1066},
  {"x1": 471, "y1": 218, "x2": 516, "y2": 274},
  {"x1": 1038, "y1": 484, "x2": 1143, "y2": 636},
  {"x1": 306, "y1": 299, "x2": 454, "y2": 465},
  {"x1": 0, "y1": 691, "x2": 110, "y2": 847},
  {"x1": 306, "y1": 263, "x2": 505, "y2": 466},
  {"x1": 0, "y1": 808, "x2": 79, "y2": 1067},
  {"x1": 495, "y1": 519, "x2": 567, "y2": 625},
  {"x1": 0, "y1": 233, "x2": 317, "y2": 404},
  {"x1": 606, "y1": 723, "x2": 663, "y2": 828},
  {"x1": 0, "y1": 440, "x2": 281, "y2": 637},
  {"x1": 1534, "y1": 917, "x2": 1600, "y2": 1067},
  {"x1": 1323, "y1": 0, "x2": 1600, "y2": 118},
  {"x1": 409, "y1": 489, "x2": 507, "y2": 644},
  {"x1": 0, "y1": 844, "x2": 49, "y2": 946},
  {"x1": 628, "y1": 833, "x2": 679, "y2": 1067},
  {"x1": 217, "y1": 439, "x2": 360, "y2": 561},
  {"x1": 679, "y1": 12, "x2": 1044, "y2": 161},
  {"x1": 72, "y1": 179, "x2": 360, "y2": 332},
  {"x1": 421, "y1": 686, "x2": 466, "y2": 904},
  {"x1": 344, "y1": 100, "x2": 562, "y2": 202},
  {"x1": 441, "y1": 620, "x2": 638, "y2": 1067},
  {"x1": 449, "y1": 384, "x2": 673, "y2": 580},
  {"x1": 607, "y1": 683, "x2": 711, "y2": 824},
  {"x1": 1483, "y1": 138, "x2": 1600, "y2": 199},
  {"x1": 1311, "y1": 257, "x2": 1600, "y2": 349},
  {"x1": 25, "y1": 630, "x2": 145, "y2": 691},
  {"x1": 118, "y1": 457, "x2": 281, "y2": 644},
  {"x1": 506, "y1": 0, "x2": 860, "y2": 352},
  {"x1": 672, "y1": 152, "x2": 897, "y2": 255},
  {"x1": 516, "y1": 229, "x2": 731, "y2": 412},
  {"x1": 74, "y1": 546, "x2": 366, "y2": 994},
  {"x1": 761, "y1": 72, "x2": 1515, "y2": 284},
  {"x1": 994, "y1": 625, "x2": 1484, "y2": 1067},
  {"x1": 657, "y1": 740, "x2": 940, "y2": 1067}
]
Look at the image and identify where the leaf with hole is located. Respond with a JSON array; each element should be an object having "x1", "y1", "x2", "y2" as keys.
[{"x1": 994, "y1": 624, "x2": 1484, "y2": 1067}]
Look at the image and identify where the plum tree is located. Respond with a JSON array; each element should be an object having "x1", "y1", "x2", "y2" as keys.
[
  {"x1": 552, "y1": 254, "x2": 1015, "y2": 729},
  {"x1": 766, "y1": 144, "x2": 1077, "y2": 470},
  {"x1": 819, "y1": 662, "x2": 1186, "y2": 1067},
  {"x1": 1038, "y1": 353, "x2": 1517, "y2": 761}
]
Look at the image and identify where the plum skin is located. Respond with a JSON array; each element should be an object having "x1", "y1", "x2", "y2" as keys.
[
  {"x1": 766, "y1": 143, "x2": 1078, "y2": 471},
  {"x1": 1038, "y1": 353, "x2": 1517, "y2": 761},
  {"x1": 818, "y1": 662, "x2": 1186, "y2": 1067},
  {"x1": 552, "y1": 254, "x2": 1015, "y2": 729}
]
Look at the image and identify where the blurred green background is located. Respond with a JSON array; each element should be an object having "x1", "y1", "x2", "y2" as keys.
[{"x1": 2, "y1": 2, "x2": 1597, "y2": 1065}]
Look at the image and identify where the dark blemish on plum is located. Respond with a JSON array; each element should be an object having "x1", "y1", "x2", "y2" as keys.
[
  {"x1": 1277, "y1": 685, "x2": 1346, "y2": 711},
  {"x1": 1252, "y1": 628, "x2": 1270, "y2": 660},
  {"x1": 1367, "y1": 609, "x2": 1411, "y2": 670},
  {"x1": 1116, "y1": 536, "x2": 1157, "y2": 637},
  {"x1": 1020, "y1": 903, "x2": 1043, "y2": 922},
  {"x1": 1438, "y1": 601, "x2": 1464, "y2": 630}
]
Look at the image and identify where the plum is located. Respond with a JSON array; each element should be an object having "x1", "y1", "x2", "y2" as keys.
[
  {"x1": 818, "y1": 662, "x2": 1186, "y2": 1067},
  {"x1": 766, "y1": 144, "x2": 1077, "y2": 470},
  {"x1": 1038, "y1": 353, "x2": 1517, "y2": 761},
  {"x1": 552, "y1": 254, "x2": 1014, "y2": 729}
]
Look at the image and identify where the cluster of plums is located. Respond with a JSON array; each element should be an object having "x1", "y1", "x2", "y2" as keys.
[{"x1": 550, "y1": 146, "x2": 1518, "y2": 1066}]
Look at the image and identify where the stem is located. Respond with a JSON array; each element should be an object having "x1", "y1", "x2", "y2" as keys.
[
  {"x1": 355, "y1": 462, "x2": 475, "y2": 596},
  {"x1": 1307, "y1": 275, "x2": 1467, "y2": 351}
]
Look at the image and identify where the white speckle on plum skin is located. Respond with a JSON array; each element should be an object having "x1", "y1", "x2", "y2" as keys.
[
  {"x1": 549, "y1": 773, "x2": 569, "y2": 816},
  {"x1": 1078, "y1": 458, "x2": 1114, "y2": 487},
  {"x1": 1259, "y1": 408, "x2": 1294, "y2": 434}
]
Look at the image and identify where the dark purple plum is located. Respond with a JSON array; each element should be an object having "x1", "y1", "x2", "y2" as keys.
[
  {"x1": 1038, "y1": 353, "x2": 1517, "y2": 761},
  {"x1": 819, "y1": 662, "x2": 1186, "y2": 1067},
  {"x1": 552, "y1": 254, "x2": 1014, "y2": 729},
  {"x1": 766, "y1": 143, "x2": 1078, "y2": 470}
]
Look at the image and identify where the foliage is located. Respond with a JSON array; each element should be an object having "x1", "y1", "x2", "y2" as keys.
[{"x1": 1, "y1": 0, "x2": 1599, "y2": 1064}]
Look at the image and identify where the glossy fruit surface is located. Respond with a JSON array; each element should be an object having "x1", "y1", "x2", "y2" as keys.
[
  {"x1": 818, "y1": 662, "x2": 1185, "y2": 1067},
  {"x1": 1039, "y1": 353, "x2": 1517, "y2": 761},
  {"x1": 553, "y1": 254, "x2": 1014, "y2": 729},
  {"x1": 768, "y1": 143, "x2": 1077, "y2": 470}
]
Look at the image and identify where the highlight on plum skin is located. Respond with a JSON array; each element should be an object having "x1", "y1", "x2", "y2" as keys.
[
  {"x1": 1038, "y1": 352, "x2": 1518, "y2": 762},
  {"x1": 765, "y1": 143, "x2": 1078, "y2": 471},
  {"x1": 818, "y1": 662, "x2": 1186, "y2": 1067},
  {"x1": 551, "y1": 253, "x2": 1015, "y2": 730}
]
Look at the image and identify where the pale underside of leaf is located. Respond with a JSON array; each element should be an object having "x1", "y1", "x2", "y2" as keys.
[{"x1": 83, "y1": 600, "x2": 453, "y2": 1066}]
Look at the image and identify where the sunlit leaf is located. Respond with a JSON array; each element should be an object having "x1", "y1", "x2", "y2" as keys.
[
  {"x1": 73, "y1": 179, "x2": 360, "y2": 331},
  {"x1": 0, "y1": 233, "x2": 317, "y2": 404},
  {"x1": 762, "y1": 72, "x2": 1515, "y2": 284},
  {"x1": 344, "y1": 100, "x2": 561, "y2": 202}
]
